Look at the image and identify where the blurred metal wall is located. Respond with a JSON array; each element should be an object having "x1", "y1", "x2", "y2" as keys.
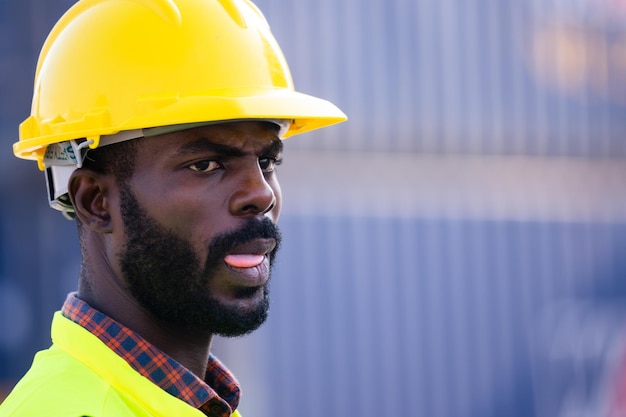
[{"x1": 2, "y1": 0, "x2": 626, "y2": 416}]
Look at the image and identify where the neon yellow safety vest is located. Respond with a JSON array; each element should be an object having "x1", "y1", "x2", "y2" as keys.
[{"x1": 0, "y1": 312, "x2": 242, "y2": 417}]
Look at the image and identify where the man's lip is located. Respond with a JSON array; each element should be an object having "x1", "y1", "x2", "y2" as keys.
[{"x1": 224, "y1": 258, "x2": 269, "y2": 287}]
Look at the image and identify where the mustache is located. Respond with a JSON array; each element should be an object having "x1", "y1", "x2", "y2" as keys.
[{"x1": 205, "y1": 217, "x2": 282, "y2": 265}]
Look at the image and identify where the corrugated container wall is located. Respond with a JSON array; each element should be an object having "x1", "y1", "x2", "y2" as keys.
[{"x1": 1, "y1": 1, "x2": 626, "y2": 417}]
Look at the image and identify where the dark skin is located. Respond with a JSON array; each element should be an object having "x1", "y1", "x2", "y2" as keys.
[{"x1": 67, "y1": 121, "x2": 283, "y2": 378}]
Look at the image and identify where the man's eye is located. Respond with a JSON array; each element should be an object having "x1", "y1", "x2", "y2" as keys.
[
  {"x1": 259, "y1": 157, "x2": 282, "y2": 173},
  {"x1": 189, "y1": 160, "x2": 220, "y2": 173}
]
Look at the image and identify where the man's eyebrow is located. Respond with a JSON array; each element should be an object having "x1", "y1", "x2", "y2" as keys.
[
  {"x1": 262, "y1": 138, "x2": 283, "y2": 155},
  {"x1": 175, "y1": 137, "x2": 283, "y2": 157},
  {"x1": 176, "y1": 139, "x2": 246, "y2": 157}
]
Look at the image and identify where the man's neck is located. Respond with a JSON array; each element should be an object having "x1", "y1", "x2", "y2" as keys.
[{"x1": 77, "y1": 273, "x2": 213, "y2": 379}]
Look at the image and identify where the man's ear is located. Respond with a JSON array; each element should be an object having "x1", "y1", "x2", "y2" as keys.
[{"x1": 68, "y1": 168, "x2": 114, "y2": 233}]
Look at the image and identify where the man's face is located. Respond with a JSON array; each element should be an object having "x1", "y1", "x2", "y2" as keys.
[{"x1": 114, "y1": 121, "x2": 283, "y2": 337}]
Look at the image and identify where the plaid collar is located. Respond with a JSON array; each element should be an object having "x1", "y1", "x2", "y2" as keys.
[{"x1": 61, "y1": 293, "x2": 240, "y2": 417}]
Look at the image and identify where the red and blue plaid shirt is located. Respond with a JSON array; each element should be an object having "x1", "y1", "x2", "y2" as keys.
[{"x1": 61, "y1": 293, "x2": 240, "y2": 417}]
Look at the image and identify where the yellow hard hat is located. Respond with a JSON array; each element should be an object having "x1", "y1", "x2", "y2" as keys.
[{"x1": 13, "y1": 0, "x2": 347, "y2": 169}]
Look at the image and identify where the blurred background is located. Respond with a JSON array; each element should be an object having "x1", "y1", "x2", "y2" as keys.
[{"x1": 2, "y1": 0, "x2": 626, "y2": 416}]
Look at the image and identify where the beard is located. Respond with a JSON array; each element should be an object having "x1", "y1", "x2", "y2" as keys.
[{"x1": 117, "y1": 187, "x2": 281, "y2": 337}]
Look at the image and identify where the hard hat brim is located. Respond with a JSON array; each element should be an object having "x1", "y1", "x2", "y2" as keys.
[{"x1": 14, "y1": 89, "x2": 347, "y2": 167}]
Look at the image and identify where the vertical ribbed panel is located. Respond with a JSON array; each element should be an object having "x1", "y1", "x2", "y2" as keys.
[{"x1": 254, "y1": 0, "x2": 626, "y2": 156}]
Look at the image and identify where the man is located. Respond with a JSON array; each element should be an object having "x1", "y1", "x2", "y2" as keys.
[{"x1": 0, "y1": 0, "x2": 346, "y2": 416}]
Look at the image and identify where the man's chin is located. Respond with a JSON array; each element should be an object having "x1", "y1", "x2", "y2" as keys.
[
  {"x1": 169, "y1": 291, "x2": 270, "y2": 337},
  {"x1": 210, "y1": 309, "x2": 269, "y2": 338}
]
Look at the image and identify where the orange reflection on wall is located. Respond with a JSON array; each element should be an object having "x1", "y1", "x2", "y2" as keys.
[{"x1": 527, "y1": 21, "x2": 626, "y2": 105}]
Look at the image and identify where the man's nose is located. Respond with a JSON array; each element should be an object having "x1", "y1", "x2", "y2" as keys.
[{"x1": 228, "y1": 163, "x2": 276, "y2": 216}]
